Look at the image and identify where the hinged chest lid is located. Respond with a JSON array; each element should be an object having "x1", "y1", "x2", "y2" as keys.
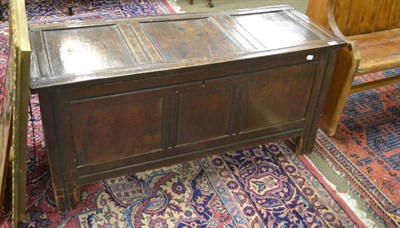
[{"x1": 29, "y1": 5, "x2": 345, "y2": 89}]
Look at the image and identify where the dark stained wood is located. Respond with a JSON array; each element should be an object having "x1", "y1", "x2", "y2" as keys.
[
  {"x1": 240, "y1": 63, "x2": 316, "y2": 132},
  {"x1": 190, "y1": 0, "x2": 214, "y2": 8},
  {"x1": 29, "y1": 6, "x2": 345, "y2": 211},
  {"x1": 42, "y1": 25, "x2": 136, "y2": 76},
  {"x1": 71, "y1": 93, "x2": 164, "y2": 165},
  {"x1": 176, "y1": 83, "x2": 233, "y2": 145},
  {"x1": 307, "y1": 0, "x2": 400, "y2": 136},
  {"x1": 141, "y1": 18, "x2": 241, "y2": 61}
]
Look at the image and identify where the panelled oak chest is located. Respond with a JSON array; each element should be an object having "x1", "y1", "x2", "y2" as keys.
[{"x1": 29, "y1": 6, "x2": 345, "y2": 210}]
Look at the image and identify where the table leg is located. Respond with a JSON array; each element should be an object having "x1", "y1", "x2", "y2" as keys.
[
  {"x1": 0, "y1": 0, "x2": 3, "y2": 20},
  {"x1": 208, "y1": 0, "x2": 214, "y2": 7},
  {"x1": 53, "y1": 183, "x2": 80, "y2": 211},
  {"x1": 294, "y1": 136, "x2": 314, "y2": 154},
  {"x1": 67, "y1": 0, "x2": 73, "y2": 16}
]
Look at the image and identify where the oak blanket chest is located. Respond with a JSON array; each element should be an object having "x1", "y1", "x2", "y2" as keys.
[{"x1": 29, "y1": 6, "x2": 345, "y2": 210}]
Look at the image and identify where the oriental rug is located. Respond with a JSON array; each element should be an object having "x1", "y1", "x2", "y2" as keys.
[
  {"x1": 312, "y1": 69, "x2": 400, "y2": 227},
  {"x1": 1, "y1": 100, "x2": 360, "y2": 226},
  {"x1": 0, "y1": 0, "x2": 362, "y2": 227}
]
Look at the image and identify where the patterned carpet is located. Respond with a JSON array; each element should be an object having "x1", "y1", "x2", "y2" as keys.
[
  {"x1": 0, "y1": 0, "x2": 362, "y2": 227},
  {"x1": 314, "y1": 71, "x2": 400, "y2": 227},
  {"x1": 3, "y1": 104, "x2": 360, "y2": 227}
]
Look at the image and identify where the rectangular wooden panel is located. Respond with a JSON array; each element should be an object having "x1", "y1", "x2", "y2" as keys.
[
  {"x1": 232, "y1": 11, "x2": 321, "y2": 49},
  {"x1": 176, "y1": 82, "x2": 234, "y2": 145},
  {"x1": 140, "y1": 18, "x2": 242, "y2": 61},
  {"x1": 70, "y1": 93, "x2": 164, "y2": 166},
  {"x1": 41, "y1": 25, "x2": 136, "y2": 76},
  {"x1": 240, "y1": 63, "x2": 317, "y2": 133}
]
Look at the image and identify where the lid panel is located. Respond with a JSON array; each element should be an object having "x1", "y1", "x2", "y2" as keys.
[
  {"x1": 139, "y1": 18, "x2": 242, "y2": 61},
  {"x1": 29, "y1": 6, "x2": 346, "y2": 89},
  {"x1": 232, "y1": 11, "x2": 321, "y2": 49},
  {"x1": 42, "y1": 25, "x2": 136, "y2": 76}
]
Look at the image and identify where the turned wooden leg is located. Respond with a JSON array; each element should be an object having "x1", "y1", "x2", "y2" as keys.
[
  {"x1": 190, "y1": 0, "x2": 193, "y2": 5},
  {"x1": 208, "y1": 0, "x2": 214, "y2": 7}
]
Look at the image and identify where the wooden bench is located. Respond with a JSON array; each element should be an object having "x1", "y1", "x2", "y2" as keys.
[
  {"x1": 0, "y1": 0, "x2": 31, "y2": 225},
  {"x1": 306, "y1": 0, "x2": 400, "y2": 136}
]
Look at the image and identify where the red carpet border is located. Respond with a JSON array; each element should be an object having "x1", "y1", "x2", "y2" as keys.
[{"x1": 313, "y1": 76, "x2": 400, "y2": 227}]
